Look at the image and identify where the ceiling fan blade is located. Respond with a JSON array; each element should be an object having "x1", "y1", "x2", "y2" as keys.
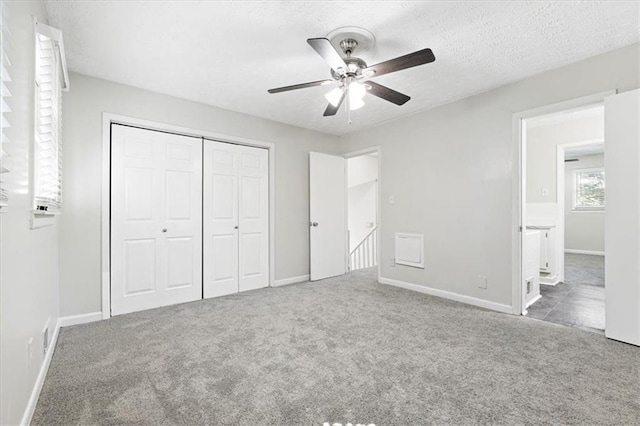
[
  {"x1": 323, "y1": 89, "x2": 346, "y2": 117},
  {"x1": 307, "y1": 38, "x2": 348, "y2": 73},
  {"x1": 366, "y1": 81, "x2": 411, "y2": 105},
  {"x1": 268, "y1": 79, "x2": 333, "y2": 94},
  {"x1": 363, "y1": 48, "x2": 435, "y2": 78}
]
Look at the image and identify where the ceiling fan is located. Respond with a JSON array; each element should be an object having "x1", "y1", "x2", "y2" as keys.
[{"x1": 267, "y1": 28, "x2": 435, "y2": 118}]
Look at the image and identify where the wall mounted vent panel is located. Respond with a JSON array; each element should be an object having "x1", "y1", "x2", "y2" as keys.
[{"x1": 395, "y1": 233, "x2": 424, "y2": 268}]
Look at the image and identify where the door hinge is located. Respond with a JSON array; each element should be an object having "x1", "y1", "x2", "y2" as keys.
[{"x1": 519, "y1": 226, "x2": 523, "y2": 232}]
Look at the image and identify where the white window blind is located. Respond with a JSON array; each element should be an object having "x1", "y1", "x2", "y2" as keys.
[
  {"x1": 1, "y1": 2, "x2": 11, "y2": 212},
  {"x1": 573, "y1": 168, "x2": 605, "y2": 211},
  {"x1": 34, "y1": 21, "x2": 68, "y2": 214}
]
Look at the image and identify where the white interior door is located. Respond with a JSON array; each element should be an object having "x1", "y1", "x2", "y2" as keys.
[
  {"x1": 310, "y1": 152, "x2": 346, "y2": 281},
  {"x1": 605, "y1": 89, "x2": 640, "y2": 346},
  {"x1": 111, "y1": 125, "x2": 202, "y2": 316},
  {"x1": 204, "y1": 141, "x2": 269, "y2": 298}
]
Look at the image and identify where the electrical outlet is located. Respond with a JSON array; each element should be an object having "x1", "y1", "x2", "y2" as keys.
[
  {"x1": 43, "y1": 327, "x2": 49, "y2": 356},
  {"x1": 43, "y1": 316, "x2": 50, "y2": 356},
  {"x1": 389, "y1": 195, "x2": 395, "y2": 204},
  {"x1": 390, "y1": 257, "x2": 396, "y2": 267},
  {"x1": 478, "y1": 275, "x2": 488, "y2": 289},
  {"x1": 27, "y1": 338, "x2": 34, "y2": 369}
]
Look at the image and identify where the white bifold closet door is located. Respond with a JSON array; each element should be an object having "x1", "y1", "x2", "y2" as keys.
[
  {"x1": 111, "y1": 125, "x2": 203, "y2": 316},
  {"x1": 204, "y1": 140, "x2": 269, "y2": 298}
]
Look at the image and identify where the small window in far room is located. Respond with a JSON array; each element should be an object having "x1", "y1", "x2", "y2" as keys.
[
  {"x1": 33, "y1": 20, "x2": 68, "y2": 217},
  {"x1": 573, "y1": 168, "x2": 605, "y2": 211}
]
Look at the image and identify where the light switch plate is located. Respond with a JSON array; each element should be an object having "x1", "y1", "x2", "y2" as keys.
[{"x1": 478, "y1": 275, "x2": 488, "y2": 289}]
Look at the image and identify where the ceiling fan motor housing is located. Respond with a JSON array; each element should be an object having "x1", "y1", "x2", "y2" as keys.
[{"x1": 331, "y1": 56, "x2": 368, "y2": 80}]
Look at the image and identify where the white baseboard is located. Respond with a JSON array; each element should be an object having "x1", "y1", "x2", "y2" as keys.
[
  {"x1": 540, "y1": 275, "x2": 561, "y2": 286},
  {"x1": 525, "y1": 294, "x2": 543, "y2": 309},
  {"x1": 58, "y1": 311, "x2": 103, "y2": 327},
  {"x1": 272, "y1": 275, "x2": 310, "y2": 287},
  {"x1": 20, "y1": 318, "x2": 61, "y2": 426},
  {"x1": 565, "y1": 249, "x2": 605, "y2": 256},
  {"x1": 378, "y1": 277, "x2": 513, "y2": 314}
]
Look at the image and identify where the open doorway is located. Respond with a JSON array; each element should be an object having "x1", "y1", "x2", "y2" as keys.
[
  {"x1": 522, "y1": 104, "x2": 606, "y2": 334},
  {"x1": 346, "y1": 151, "x2": 379, "y2": 271}
]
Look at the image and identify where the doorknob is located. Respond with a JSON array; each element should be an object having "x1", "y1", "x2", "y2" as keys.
[
  {"x1": 234, "y1": 226, "x2": 238, "y2": 229},
  {"x1": 162, "y1": 228, "x2": 167, "y2": 233},
  {"x1": 310, "y1": 222, "x2": 318, "y2": 227}
]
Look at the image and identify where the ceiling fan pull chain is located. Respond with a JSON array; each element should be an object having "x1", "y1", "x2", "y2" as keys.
[{"x1": 346, "y1": 86, "x2": 352, "y2": 125}]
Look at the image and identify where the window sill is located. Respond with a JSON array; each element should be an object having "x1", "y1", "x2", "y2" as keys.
[
  {"x1": 30, "y1": 212, "x2": 57, "y2": 229},
  {"x1": 570, "y1": 209, "x2": 605, "y2": 214}
]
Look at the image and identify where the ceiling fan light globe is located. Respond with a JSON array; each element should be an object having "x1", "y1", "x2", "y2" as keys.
[
  {"x1": 349, "y1": 98, "x2": 365, "y2": 110},
  {"x1": 325, "y1": 87, "x2": 344, "y2": 107},
  {"x1": 349, "y1": 82, "x2": 367, "y2": 101}
]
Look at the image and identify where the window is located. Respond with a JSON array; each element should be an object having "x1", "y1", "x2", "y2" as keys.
[
  {"x1": 33, "y1": 20, "x2": 68, "y2": 215},
  {"x1": 573, "y1": 168, "x2": 605, "y2": 211}
]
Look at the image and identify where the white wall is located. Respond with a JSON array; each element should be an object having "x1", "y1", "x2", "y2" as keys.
[
  {"x1": 348, "y1": 154, "x2": 378, "y2": 187},
  {"x1": 0, "y1": 2, "x2": 60, "y2": 424},
  {"x1": 526, "y1": 114, "x2": 603, "y2": 203},
  {"x1": 339, "y1": 43, "x2": 639, "y2": 309},
  {"x1": 59, "y1": 73, "x2": 339, "y2": 317},
  {"x1": 565, "y1": 154, "x2": 605, "y2": 253},
  {"x1": 348, "y1": 155, "x2": 378, "y2": 251}
]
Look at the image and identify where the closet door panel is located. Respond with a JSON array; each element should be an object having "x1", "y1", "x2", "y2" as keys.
[
  {"x1": 238, "y1": 147, "x2": 269, "y2": 292},
  {"x1": 204, "y1": 141, "x2": 269, "y2": 297},
  {"x1": 111, "y1": 125, "x2": 202, "y2": 315},
  {"x1": 112, "y1": 126, "x2": 163, "y2": 315},
  {"x1": 162, "y1": 137, "x2": 202, "y2": 306},
  {"x1": 204, "y1": 141, "x2": 239, "y2": 298}
]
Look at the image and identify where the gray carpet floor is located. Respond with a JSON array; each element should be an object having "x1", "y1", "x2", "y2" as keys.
[{"x1": 33, "y1": 268, "x2": 639, "y2": 425}]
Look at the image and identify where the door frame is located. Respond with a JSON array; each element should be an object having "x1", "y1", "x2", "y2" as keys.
[
  {"x1": 511, "y1": 90, "x2": 615, "y2": 315},
  {"x1": 343, "y1": 146, "x2": 382, "y2": 282},
  {"x1": 101, "y1": 113, "x2": 276, "y2": 319}
]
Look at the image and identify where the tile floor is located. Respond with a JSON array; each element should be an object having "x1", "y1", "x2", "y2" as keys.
[{"x1": 527, "y1": 253, "x2": 605, "y2": 334}]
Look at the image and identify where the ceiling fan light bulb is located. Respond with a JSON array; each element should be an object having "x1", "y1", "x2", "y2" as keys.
[
  {"x1": 325, "y1": 87, "x2": 344, "y2": 107},
  {"x1": 350, "y1": 98, "x2": 365, "y2": 110},
  {"x1": 349, "y1": 82, "x2": 366, "y2": 101}
]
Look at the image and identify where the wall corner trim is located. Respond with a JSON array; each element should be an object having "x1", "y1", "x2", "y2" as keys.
[
  {"x1": 58, "y1": 312, "x2": 103, "y2": 328},
  {"x1": 272, "y1": 275, "x2": 310, "y2": 287},
  {"x1": 20, "y1": 319, "x2": 61, "y2": 426},
  {"x1": 378, "y1": 277, "x2": 513, "y2": 314}
]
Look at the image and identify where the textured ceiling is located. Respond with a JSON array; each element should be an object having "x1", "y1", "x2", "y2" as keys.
[{"x1": 45, "y1": 1, "x2": 639, "y2": 136}]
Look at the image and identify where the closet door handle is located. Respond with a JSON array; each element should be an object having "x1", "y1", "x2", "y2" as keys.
[
  {"x1": 162, "y1": 228, "x2": 167, "y2": 233},
  {"x1": 234, "y1": 226, "x2": 238, "y2": 229}
]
